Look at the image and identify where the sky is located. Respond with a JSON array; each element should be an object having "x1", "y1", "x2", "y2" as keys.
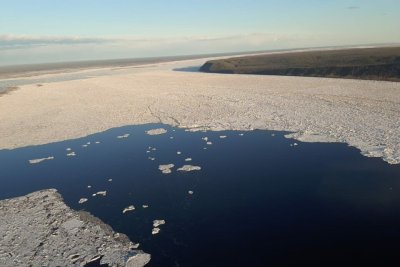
[{"x1": 0, "y1": 0, "x2": 399, "y2": 66}]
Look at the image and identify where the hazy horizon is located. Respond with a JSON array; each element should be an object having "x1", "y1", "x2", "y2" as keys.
[{"x1": 1, "y1": 0, "x2": 400, "y2": 66}]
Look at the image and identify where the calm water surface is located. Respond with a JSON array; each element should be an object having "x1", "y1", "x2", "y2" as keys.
[{"x1": 1, "y1": 124, "x2": 400, "y2": 266}]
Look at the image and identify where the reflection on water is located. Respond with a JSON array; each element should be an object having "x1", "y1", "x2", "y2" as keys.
[{"x1": 1, "y1": 124, "x2": 400, "y2": 266}]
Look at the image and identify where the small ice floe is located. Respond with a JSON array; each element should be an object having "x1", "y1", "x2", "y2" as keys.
[
  {"x1": 158, "y1": 164, "x2": 175, "y2": 174},
  {"x1": 86, "y1": 142, "x2": 91, "y2": 145},
  {"x1": 66, "y1": 148, "x2": 72, "y2": 151},
  {"x1": 153, "y1": 220, "x2": 166, "y2": 228},
  {"x1": 117, "y1": 134, "x2": 130, "y2": 139},
  {"x1": 294, "y1": 143, "x2": 298, "y2": 146},
  {"x1": 146, "y1": 128, "x2": 167, "y2": 136},
  {"x1": 271, "y1": 133, "x2": 275, "y2": 137},
  {"x1": 87, "y1": 185, "x2": 92, "y2": 189},
  {"x1": 78, "y1": 198, "x2": 88, "y2": 204},
  {"x1": 206, "y1": 141, "x2": 213, "y2": 145},
  {"x1": 188, "y1": 191, "x2": 194, "y2": 195},
  {"x1": 185, "y1": 158, "x2": 192, "y2": 162},
  {"x1": 92, "y1": 191, "x2": 107, "y2": 197},
  {"x1": 131, "y1": 243, "x2": 140, "y2": 249},
  {"x1": 146, "y1": 150, "x2": 151, "y2": 153},
  {"x1": 177, "y1": 151, "x2": 182, "y2": 155},
  {"x1": 239, "y1": 133, "x2": 244, "y2": 136},
  {"x1": 66, "y1": 152, "x2": 76, "y2": 157},
  {"x1": 142, "y1": 205, "x2": 149, "y2": 208},
  {"x1": 148, "y1": 157, "x2": 156, "y2": 161},
  {"x1": 122, "y1": 205, "x2": 135, "y2": 214},
  {"x1": 152, "y1": 228, "x2": 160, "y2": 235},
  {"x1": 177, "y1": 165, "x2": 201, "y2": 172},
  {"x1": 108, "y1": 178, "x2": 113, "y2": 182},
  {"x1": 170, "y1": 137, "x2": 174, "y2": 139},
  {"x1": 95, "y1": 141, "x2": 101, "y2": 144},
  {"x1": 29, "y1": 156, "x2": 54, "y2": 164},
  {"x1": 152, "y1": 220, "x2": 166, "y2": 235},
  {"x1": 202, "y1": 137, "x2": 208, "y2": 142},
  {"x1": 152, "y1": 148, "x2": 157, "y2": 151},
  {"x1": 203, "y1": 147, "x2": 207, "y2": 150},
  {"x1": 219, "y1": 135, "x2": 227, "y2": 139},
  {"x1": 82, "y1": 144, "x2": 88, "y2": 148}
]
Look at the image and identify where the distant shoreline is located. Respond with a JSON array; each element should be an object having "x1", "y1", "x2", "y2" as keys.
[
  {"x1": 0, "y1": 52, "x2": 258, "y2": 80},
  {"x1": 2, "y1": 43, "x2": 397, "y2": 80},
  {"x1": 200, "y1": 46, "x2": 400, "y2": 82}
]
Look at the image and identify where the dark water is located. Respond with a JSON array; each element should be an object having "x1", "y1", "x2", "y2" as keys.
[{"x1": 1, "y1": 124, "x2": 400, "y2": 266}]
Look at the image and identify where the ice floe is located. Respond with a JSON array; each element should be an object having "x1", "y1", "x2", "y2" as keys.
[
  {"x1": 92, "y1": 191, "x2": 107, "y2": 197},
  {"x1": 188, "y1": 191, "x2": 194, "y2": 195},
  {"x1": 177, "y1": 165, "x2": 201, "y2": 172},
  {"x1": 153, "y1": 220, "x2": 166, "y2": 228},
  {"x1": 146, "y1": 128, "x2": 167, "y2": 136},
  {"x1": 152, "y1": 228, "x2": 160, "y2": 235},
  {"x1": 142, "y1": 205, "x2": 149, "y2": 209},
  {"x1": 78, "y1": 198, "x2": 88, "y2": 204},
  {"x1": 117, "y1": 134, "x2": 130, "y2": 139},
  {"x1": 122, "y1": 205, "x2": 135, "y2": 214},
  {"x1": 152, "y1": 220, "x2": 166, "y2": 235},
  {"x1": 219, "y1": 135, "x2": 227, "y2": 139},
  {"x1": 29, "y1": 156, "x2": 54, "y2": 164},
  {"x1": 185, "y1": 158, "x2": 192, "y2": 162},
  {"x1": 67, "y1": 152, "x2": 76, "y2": 157},
  {"x1": 158, "y1": 164, "x2": 175, "y2": 174}
]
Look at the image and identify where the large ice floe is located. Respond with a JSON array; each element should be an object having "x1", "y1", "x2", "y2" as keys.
[
  {"x1": 0, "y1": 189, "x2": 150, "y2": 267},
  {"x1": 2, "y1": 55, "x2": 400, "y2": 165}
]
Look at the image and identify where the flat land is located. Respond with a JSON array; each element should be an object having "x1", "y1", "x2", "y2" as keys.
[
  {"x1": 1, "y1": 51, "x2": 400, "y2": 164},
  {"x1": 200, "y1": 46, "x2": 400, "y2": 81}
]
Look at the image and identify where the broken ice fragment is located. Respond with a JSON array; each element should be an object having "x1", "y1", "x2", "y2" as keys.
[
  {"x1": 177, "y1": 165, "x2": 201, "y2": 172},
  {"x1": 92, "y1": 191, "x2": 107, "y2": 197},
  {"x1": 158, "y1": 164, "x2": 174, "y2": 174},
  {"x1": 29, "y1": 157, "x2": 54, "y2": 164},
  {"x1": 152, "y1": 228, "x2": 160, "y2": 235},
  {"x1": 78, "y1": 198, "x2": 88, "y2": 204},
  {"x1": 122, "y1": 205, "x2": 135, "y2": 214},
  {"x1": 153, "y1": 220, "x2": 166, "y2": 228}
]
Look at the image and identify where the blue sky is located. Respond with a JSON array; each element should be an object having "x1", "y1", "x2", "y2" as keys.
[{"x1": 1, "y1": 0, "x2": 399, "y2": 65}]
